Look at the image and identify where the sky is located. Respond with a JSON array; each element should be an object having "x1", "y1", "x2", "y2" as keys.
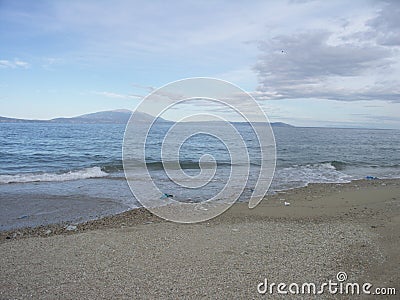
[{"x1": 0, "y1": 0, "x2": 399, "y2": 128}]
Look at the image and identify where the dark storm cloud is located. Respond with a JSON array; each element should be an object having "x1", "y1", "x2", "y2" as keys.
[
  {"x1": 256, "y1": 30, "x2": 390, "y2": 84},
  {"x1": 254, "y1": 2, "x2": 400, "y2": 102}
]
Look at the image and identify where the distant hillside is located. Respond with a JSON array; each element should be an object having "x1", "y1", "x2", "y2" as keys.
[
  {"x1": 0, "y1": 110, "x2": 294, "y2": 127},
  {"x1": 269, "y1": 122, "x2": 294, "y2": 127},
  {"x1": 0, "y1": 110, "x2": 168, "y2": 124},
  {"x1": 50, "y1": 110, "x2": 134, "y2": 124},
  {"x1": 229, "y1": 121, "x2": 294, "y2": 127}
]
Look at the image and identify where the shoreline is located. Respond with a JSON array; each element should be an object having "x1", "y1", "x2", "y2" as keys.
[
  {"x1": 1, "y1": 178, "x2": 398, "y2": 240},
  {"x1": 0, "y1": 172, "x2": 397, "y2": 232},
  {"x1": 1, "y1": 178, "x2": 399, "y2": 298}
]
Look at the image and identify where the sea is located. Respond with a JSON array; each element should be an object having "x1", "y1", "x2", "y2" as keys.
[{"x1": 1, "y1": 122, "x2": 399, "y2": 230}]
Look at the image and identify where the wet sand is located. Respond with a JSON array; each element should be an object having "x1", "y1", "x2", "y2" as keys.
[{"x1": 0, "y1": 179, "x2": 399, "y2": 299}]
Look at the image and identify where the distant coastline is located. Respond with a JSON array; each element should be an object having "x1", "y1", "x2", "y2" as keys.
[
  {"x1": 0, "y1": 110, "x2": 295, "y2": 127},
  {"x1": 0, "y1": 110, "x2": 151, "y2": 124}
]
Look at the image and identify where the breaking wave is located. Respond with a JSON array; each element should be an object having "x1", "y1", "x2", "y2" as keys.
[{"x1": 0, "y1": 167, "x2": 108, "y2": 184}]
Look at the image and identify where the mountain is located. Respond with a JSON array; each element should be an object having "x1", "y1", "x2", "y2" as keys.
[
  {"x1": 51, "y1": 110, "x2": 134, "y2": 124},
  {"x1": 269, "y1": 122, "x2": 294, "y2": 127},
  {"x1": 0, "y1": 110, "x2": 167, "y2": 124},
  {"x1": 227, "y1": 121, "x2": 294, "y2": 127},
  {"x1": 0, "y1": 110, "x2": 294, "y2": 127}
]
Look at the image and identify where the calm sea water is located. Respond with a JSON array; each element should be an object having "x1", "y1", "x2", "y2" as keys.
[{"x1": 1, "y1": 123, "x2": 399, "y2": 229}]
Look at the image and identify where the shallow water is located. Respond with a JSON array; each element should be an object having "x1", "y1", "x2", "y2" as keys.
[{"x1": 1, "y1": 123, "x2": 399, "y2": 230}]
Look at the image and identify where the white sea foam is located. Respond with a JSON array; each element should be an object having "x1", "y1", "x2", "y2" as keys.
[
  {"x1": 0, "y1": 167, "x2": 108, "y2": 184},
  {"x1": 272, "y1": 162, "x2": 352, "y2": 191}
]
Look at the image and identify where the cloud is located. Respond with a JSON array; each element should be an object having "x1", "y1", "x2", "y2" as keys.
[
  {"x1": 0, "y1": 60, "x2": 14, "y2": 68},
  {"x1": 131, "y1": 83, "x2": 156, "y2": 93},
  {"x1": 254, "y1": 2, "x2": 400, "y2": 103},
  {"x1": 94, "y1": 91, "x2": 141, "y2": 99},
  {"x1": 0, "y1": 59, "x2": 30, "y2": 69},
  {"x1": 365, "y1": 1, "x2": 400, "y2": 46}
]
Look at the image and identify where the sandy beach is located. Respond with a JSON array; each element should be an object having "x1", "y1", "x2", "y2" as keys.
[{"x1": 1, "y1": 179, "x2": 399, "y2": 299}]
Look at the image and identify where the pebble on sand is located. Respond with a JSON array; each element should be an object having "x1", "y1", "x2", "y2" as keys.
[{"x1": 65, "y1": 225, "x2": 77, "y2": 231}]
